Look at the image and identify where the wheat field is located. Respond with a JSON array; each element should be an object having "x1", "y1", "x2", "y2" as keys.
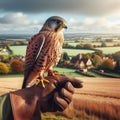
[
  {"x1": 0, "y1": 77, "x2": 120, "y2": 120},
  {"x1": 63, "y1": 77, "x2": 120, "y2": 120}
]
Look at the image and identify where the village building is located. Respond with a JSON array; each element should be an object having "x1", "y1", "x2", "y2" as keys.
[{"x1": 70, "y1": 54, "x2": 93, "y2": 69}]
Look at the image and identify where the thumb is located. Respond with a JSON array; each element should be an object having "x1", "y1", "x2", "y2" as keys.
[{"x1": 52, "y1": 75, "x2": 83, "y2": 88}]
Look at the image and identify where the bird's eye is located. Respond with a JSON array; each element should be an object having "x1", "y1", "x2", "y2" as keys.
[
  {"x1": 52, "y1": 20, "x2": 61, "y2": 24},
  {"x1": 57, "y1": 21, "x2": 62, "y2": 25}
]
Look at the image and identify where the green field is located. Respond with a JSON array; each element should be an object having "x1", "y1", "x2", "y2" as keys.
[
  {"x1": 1, "y1": 45, "x2": 120, "y2": 56},
  {"x1": 10, "y1": 46, "x2": 94, "y2": 56},
  {"x1": 66, "y1": 42, "x2": 79, "y2": 46},
  {"x1": 96, "y1": 46, "x2": 120, "y2": 54},
  {"x1": 11, "y1": 45, "x2": 27, "y2": 55},
  {"x1": 62, "y1": 48, "x2": 94, "y2": 56},
  {"x1": 53, "y1": 67, "x2": 84, "y2": 77},
  {"x1": 0, "y1": 67, "x2": 84, "y2": 78}
]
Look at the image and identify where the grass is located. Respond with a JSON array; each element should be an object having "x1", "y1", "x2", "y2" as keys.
[
  {"x1": 0, "y1": 67, "x2": 84, "y2": 78},
  {"x1": 86, "y1": 71, "x2": 104, "y2": 77},
  {"x1": 62, "y1": 48, "x2": 94, "y2": 56},
  {"x1": 53, "y1": 67, "x2": 84, "y2": 77},
  {"x1": 96, "y1": 46, "x2": 120, "y2": 54},
  {"x1": 1, "y1": 67, "x2": 119, "y2": 78},
  {"x1": 1, "y1": 45, "x2": 120, "y2": 56},
  {"x1": 0, "y1": 45, "x2": 94, "y2": 56},
  {"x1": 66, "y1": 42, "x2": 79, "y2": 47},
  {"x1": 11, "y1": 45, "x2": 27, "y2": 55}
]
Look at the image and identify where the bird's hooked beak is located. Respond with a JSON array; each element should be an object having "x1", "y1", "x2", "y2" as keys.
[
  {"x1": 63, "y1": 24, "x2": 68, "y2": 29},
  {"x1": 62, "y1": 23, "x2": 68, "y2": 29}
]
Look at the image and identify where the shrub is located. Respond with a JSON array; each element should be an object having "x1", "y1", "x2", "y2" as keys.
[
  {"x1": 10, "y1": 60, "x2": 23, "y2": 73},
  {"x1": 101, "y1": 59, "x2": 116, "y2": 70},
  {"x1": 0, "y1": 62, "x2": 9, "y2": 74}
]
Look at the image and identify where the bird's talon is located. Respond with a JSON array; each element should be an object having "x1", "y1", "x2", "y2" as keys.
[
  {"x1": 35, "y1": 79, "x2": 41, "y2": 86},
  {"x1": 41, "y1": 80, "x2": 45, "y2": 88},
  {"x1": 35, "y1": 79, "x2": 49, "y2": 88},
  {"x1": 44, "y1": 79, "x2": 50, "y2": 83}
]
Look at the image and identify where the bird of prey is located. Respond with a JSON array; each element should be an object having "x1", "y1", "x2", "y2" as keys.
[{"x1": 22, "y1": 16, "x2": 67, "y2": 88}]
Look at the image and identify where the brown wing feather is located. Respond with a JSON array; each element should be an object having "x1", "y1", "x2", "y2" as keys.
[
  {"x1": 22, "y1": 31, "x2": 64, "y2": 88},
  {"x1": 34, "y1": 32, "x2": 64, "y2": 72},
  {"x1": 24, "y1": 33, "x2": 45, "y2": 76},
  {"x1": 22, "y1": 32, "x2": 47, "y2": 88}
]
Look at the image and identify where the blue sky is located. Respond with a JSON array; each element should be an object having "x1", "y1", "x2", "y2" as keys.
[{"x1": 0, "y1": 0, "x2": 120, "y2": 34}]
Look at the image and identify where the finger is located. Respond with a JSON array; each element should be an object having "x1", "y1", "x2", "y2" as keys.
[
  {"x1": 54, "y1": 92, "x2": 68, "y2": 111},
  {"x1": 70, "y1": 78, "x2": 83, "y2": 88},
  {"x1": 64, "y1": 76, "x2": 83, "y2": 88},
  {"x1": 65, "y1": 82, "x2": 74, "y2": 93},
  {"x1": 46, "y1": 75, "x2": 83, "y2": 88},
  {"x1": 60, "y1": 87, "x2": 73, "y2": 104}
]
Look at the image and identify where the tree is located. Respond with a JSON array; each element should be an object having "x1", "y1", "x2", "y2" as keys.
[
  {"x1": 0, "y1": 62, "x2": 9, "y2": 74},
  {"x1": 6, "y1": 44, "x2": 14, "y2": 55},
  {"x1": 10, "y1": 60, "x2": 23, "y2": 73},
  {"x1": 91, "y1": 54, "x2": 102, "y2": 68},
  {"x1": 84, "y1": 44, "x2": 93, "y2": 49},
  {"x1": 101, "y1": 42, "x2": 107, "y2": 47},
  {"x1": 101, "y1": 59, "x2": 115, "y2": 70},
  {"x1": 62, "y1": 52, "x2": 70, "y2": 61},
  {"x1": 82, "y1": 53, "x2": 91, "y2": 59},
  {"x1": 94, "y1": 50, "x2": 104, "y2": 57},
  {"x1": 58, "y1": 52, "x2": 70, "y2": 66},
  {"x1": 76, "y1": 43, "x2": 84, "y2": 49},
  {"x1": 112, "y1": 51, "x2": 120, "y2": 70}
]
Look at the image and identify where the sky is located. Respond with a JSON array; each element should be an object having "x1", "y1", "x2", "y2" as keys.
[{"x1": 0, "y1": 0, "x2": 120, "y2": 34}]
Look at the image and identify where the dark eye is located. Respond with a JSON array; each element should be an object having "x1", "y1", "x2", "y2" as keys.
[
  {"x1": 57, "y1": 21, "x2": 61, "y2": 25},
  {"x1": 52, "y1": 20, "x2": 61, "y2": 24}
]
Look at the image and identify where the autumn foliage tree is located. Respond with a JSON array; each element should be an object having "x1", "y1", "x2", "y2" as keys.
[
  {"x1": 101, "y1": 59, "x2": 116, "y2": 70},
  {"x1": 10, "y1": 60, "x2": 23, "y2": 73},
  {"x1": 84, "y1": 44, "x2": 93, "y2": 49},
  {"x1": 0, "y1": 62, "x2": 9, "y2": 74},
  {"x1": 112, "y1": 51, "x2": 120, "y2": 70}
]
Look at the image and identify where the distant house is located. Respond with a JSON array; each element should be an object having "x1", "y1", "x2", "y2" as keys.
[{"x1": 70, "y1": 54, "x2": 92, "y2": 69}]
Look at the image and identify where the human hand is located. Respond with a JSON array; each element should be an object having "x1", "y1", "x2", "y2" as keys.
[{"x1": 39, "y1": 75, "x2": 83, "y2": 112}]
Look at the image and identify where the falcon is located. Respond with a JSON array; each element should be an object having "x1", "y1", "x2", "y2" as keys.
[{"x1": 22, "y1": 16, "x2": 67, "y2": 88}]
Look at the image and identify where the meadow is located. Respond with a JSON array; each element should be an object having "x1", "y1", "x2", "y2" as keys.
[
  {"x1": 10, "y1": 45, "x2": 120, "y2": 55},
  {"x1": 0, "y1": 77, "x2": 120, "y2": 120},
  {"x1": 96, "y1": 46, "x2": 120, "y2": 54},
  {"x1": 0, "y1": 67, "x2": 84, "y2": 78},
  {"x1": 10, "y1": 46, "x2": 94, "y2": 56}
]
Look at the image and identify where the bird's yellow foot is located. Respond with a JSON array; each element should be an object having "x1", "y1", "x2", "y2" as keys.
[
  {"x1": 48, "y1": 70, "x2": 60, "y2": 76},
  {"x1": 35, "y1": 79, "x2": 49, "y2": 88}
]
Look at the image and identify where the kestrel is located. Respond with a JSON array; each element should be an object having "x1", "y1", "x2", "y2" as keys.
[{"x1": 22, "y1": 16, "x2": 67, "y2": 88}]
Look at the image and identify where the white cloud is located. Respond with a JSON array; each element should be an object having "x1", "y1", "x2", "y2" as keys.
[
  {"x1": 0, "y1": 12, "x2": 119, "y2": 34},
  {"x1": 0, "y1": 12, "x2": 42, "y2": 34},
  {"x1": 0, "y1": 12, "x2": 40, "y2": 25},
  {"x1": 67, "y1": 17, "x2": 120, "y2": 33}
]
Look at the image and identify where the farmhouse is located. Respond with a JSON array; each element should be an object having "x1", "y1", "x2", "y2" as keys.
[{"x1": 70, "y1": 54, "x2": 92, "y2": 69}]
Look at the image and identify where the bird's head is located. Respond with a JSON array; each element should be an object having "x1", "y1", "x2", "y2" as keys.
[{"x1": 42, "y1": 16, "x2": 67, "y2": 32}]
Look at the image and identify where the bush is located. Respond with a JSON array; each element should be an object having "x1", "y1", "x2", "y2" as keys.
[
  {"x1": 0, "y1": 62, "x2": 9, "y2": 74},
  {"x1": 10, "y1": 60, "x2": 23, "y2": 73},
  {"x1": 101, "y1": 59, "x2": 116, "y2": 70}
]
